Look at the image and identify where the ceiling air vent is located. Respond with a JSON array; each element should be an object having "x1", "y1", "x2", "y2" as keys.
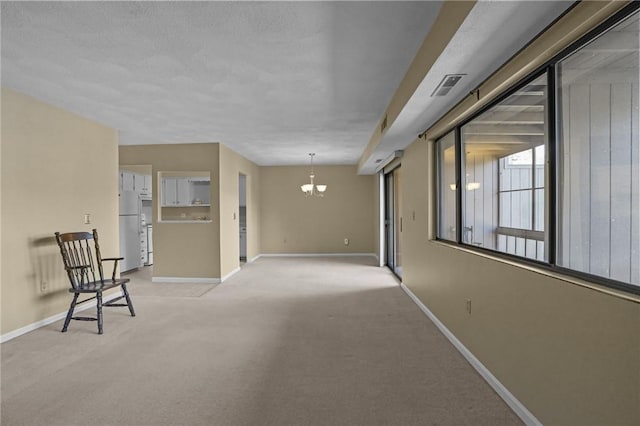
[
  {"x1": 431, "y1": 74, "x2": 465, "y2": 97},
  {"x1": 380, "y1": 114, "x2": 388, "y2": 133}
]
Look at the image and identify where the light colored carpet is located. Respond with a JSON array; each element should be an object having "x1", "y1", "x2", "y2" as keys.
[
  {"x1": 127, "y1": 282, "x2": 216, "y2": 298},
  {"x1": 124, "y1": 266, "x2": 218, "y2": 298},
  {"x1": 1, "y1": 256, "x2": 522, "y2": 426}
]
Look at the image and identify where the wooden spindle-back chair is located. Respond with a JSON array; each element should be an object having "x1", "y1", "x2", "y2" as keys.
[{"x1": 54, "y1": 229, "x2": 135, "y2": 334}]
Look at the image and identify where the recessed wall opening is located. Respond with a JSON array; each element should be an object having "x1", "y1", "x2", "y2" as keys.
[
  {"x1": 119, "y1": 164, "x2": 153, "y2": 273},
  {"x1": 157, "y1": 171, "x2": 211, "y2": 223}
]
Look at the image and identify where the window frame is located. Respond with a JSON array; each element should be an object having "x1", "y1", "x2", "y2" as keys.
[
  {"x1": 433, "y1": 2, "x2": 640, "y2": 296},
  {"x1": 435, "y1": 130, "x2": 458, "y2": 242},
  {"x1": 456, "y1": 67, "x2": 552, "y2": 262}
]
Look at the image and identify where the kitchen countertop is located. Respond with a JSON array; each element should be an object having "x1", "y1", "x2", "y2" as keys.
[{"x1": 157, "y1": 220, "x2": 212, "y2": 224}]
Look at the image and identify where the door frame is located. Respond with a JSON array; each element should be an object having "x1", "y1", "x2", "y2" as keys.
[{"x1": 383, "y1": 165, "x2": 402, "y2": 278}]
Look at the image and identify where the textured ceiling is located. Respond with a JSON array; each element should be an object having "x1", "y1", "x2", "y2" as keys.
[{"x1": 1, "y1": 1, "x2": 441, "y2": 166}]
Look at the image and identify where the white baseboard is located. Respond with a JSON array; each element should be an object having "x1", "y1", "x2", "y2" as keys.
[
  {"x1": 248, "y1": 254, "x2": 261, "y2": 263},
  {"x1": 258, "y1": 253, "x2": 377, "y2": 258},
  {"x1": 152, "y1": 277, "x2": 220, "y2": 284},
  {"x1": 400, "y1": 283, "x2": 542, "y2": 426},
  {"x1": 0, "y1": 292, "x2": 122, "y2": 344},
  {"x1": 220, "y1": 267, "x2": 241, "y2": 282}
]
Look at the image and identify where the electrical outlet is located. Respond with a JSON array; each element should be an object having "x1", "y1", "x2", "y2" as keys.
[
  {"x1": 41, "y1": 281, "x2": 48, "y2": 292},
  {"x1": 344, "y1": 238, "x2": 349, "y2": 245},
  {"x1": 83, "y1": 213, "x2": 91, "y2": 224},
  {"x1": 466, "y1": 299, "x2": 472, "y2": 314}
]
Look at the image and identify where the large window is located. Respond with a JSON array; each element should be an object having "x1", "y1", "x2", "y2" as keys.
[
  {"x1": 557, "y1": 11, "x2": 639, "y2": 286},
  {"x1": 434, "y1": 5, "x2": 639, "y2": 293},
  {"x1": 460, "y1": 73, "x2": 548, "y2": 259}
]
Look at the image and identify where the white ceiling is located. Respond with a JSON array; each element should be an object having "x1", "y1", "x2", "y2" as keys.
[
  {"x1": 1, "y1": 1, "x2": 574, "y2": 171},
  {"x1": 360, "y1": 0, "x2": 574, "y2": 174},
  {"x1": 1, "y1": 1, "x2": 440, "y2": 166}
]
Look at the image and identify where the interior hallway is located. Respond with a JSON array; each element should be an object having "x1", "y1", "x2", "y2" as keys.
[{"x1": 1, "y1": 257, "x2": 521, "y2": 425}]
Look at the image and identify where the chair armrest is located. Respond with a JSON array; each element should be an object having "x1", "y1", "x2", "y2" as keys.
[{"x1": 102, "y1": 257, "x2": 124, "y2": 280}]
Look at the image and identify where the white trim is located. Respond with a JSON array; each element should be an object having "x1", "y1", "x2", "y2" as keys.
[
  {"x1": 248, "y1": 254, "x2": 261, "y2": 263},
  {"x1": 152, "y1": 277, "x2": 220, "y2": 284},
  {"x1": 258, "y1": 253, "x2": 377, "y2": 258},
  {"x1": 378, "y1": 171, "x2": 385, "y2": 267},
  {"x1": 221, "y1": 267, "x2": 241, "y2": 282},
  {"x1": 0, "y1": 292, "x2": 121, "y2": 344},
  {"x1": 400, "y1": 283, "x2": 542, "y2": 426}
]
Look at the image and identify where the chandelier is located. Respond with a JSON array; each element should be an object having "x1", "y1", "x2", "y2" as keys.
[{"x1": 300, "y1": 153, "x2": 327, "y2": 197}]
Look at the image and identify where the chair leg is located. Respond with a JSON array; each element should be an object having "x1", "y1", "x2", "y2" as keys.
[
  {"x1": 62, "y1": 293, "x2": 79, "y2": 332},
  {"x1": 121, "y1": 283, "x2": 136, "y2": 317},
  {"x1": 96, "y1": 291, "x2": 104, "y2": 335}
]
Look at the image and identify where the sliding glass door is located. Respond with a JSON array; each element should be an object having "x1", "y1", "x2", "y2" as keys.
[{"x1": 384, "y1": 166, "x2": 402, "y2": 278}]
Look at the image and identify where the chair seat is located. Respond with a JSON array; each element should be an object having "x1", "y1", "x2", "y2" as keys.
[{"x1": 70, "y1": 278, "x2": 130, "y2": 293}]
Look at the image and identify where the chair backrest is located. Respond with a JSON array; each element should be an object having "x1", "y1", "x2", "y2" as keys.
[{"x1": 54, "y1": 229, "x2": 105, "y2": 289}]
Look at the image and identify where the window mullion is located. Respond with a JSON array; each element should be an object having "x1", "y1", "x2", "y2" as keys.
[
  {"x1": 547, "y1": 65, "x2": 557, "y2": 265},
  {"x1": 532, "y1": 147, "x2": 536, "y2": 232},
  {"x1": 455, "y1": 127, "x2": 463, "y2": 244}
]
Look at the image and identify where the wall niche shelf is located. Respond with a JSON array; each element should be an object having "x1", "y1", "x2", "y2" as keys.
[{"x1": 158, "y1": 171, "x2": 212, "y2": 222}]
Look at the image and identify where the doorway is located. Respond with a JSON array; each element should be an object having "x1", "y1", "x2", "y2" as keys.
[
  {"x1": 118, "y1": 164, "x2": 153, "y2": 273},
  {"x1": 239, "y1": 174, "x2": 247, "y2": 263},
  {"x1": 384, "y1": 166, "x2": 402, "y2": 278}
]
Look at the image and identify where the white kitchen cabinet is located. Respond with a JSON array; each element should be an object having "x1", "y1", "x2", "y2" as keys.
[
  {"x1": 162, "y1": 177, "x2": 191, "y2": 206},
  {"x1": 121, "y1": 171, "x2": 135, "y2": 192},
  {"x1": 146, "y1": 226, "x2": 153, "y2": 265},
  {"x1": 162, "y1": 178, "x2": 176, "y2": 206},
  {"x1": 144, "y1": 175, "x2": 152, "y2": 195},
  {"x1": 177, "y1": 178, "x2": 190, "y2": 205},
  {"x1": 134, "y1": 174, "x2": 152, "y2": 196},
  {"x1": 140, "y1": 228, "x2": 148, "y2": 265},
  {"x1": 121, "y1": 171, "x2": 152, "y2": 196}
]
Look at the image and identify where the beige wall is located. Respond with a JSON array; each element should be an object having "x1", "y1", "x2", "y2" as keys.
[
  {"x1": 218, "y1": 144, "x2": 260, "y2": 277},
  {"x1": 396, "y1": 2, "x2": 639, "y2": 425},
  {"x1": 1, "y1": 88, "x2": 120, "y2": 334},
  {"x1": 119, "y1": 144, "x2": 220, "y2": 279},
  {"x1": 260, "y1": 165, "x2": 375, "y2": 254},
  {"x1": 401, "y1": 138, "x2": 640, "y2": 425}
]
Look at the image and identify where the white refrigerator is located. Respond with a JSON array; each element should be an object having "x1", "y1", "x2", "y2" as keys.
[{"x1": 119, "y1": 191, "x2": 142, "y2": 272}]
